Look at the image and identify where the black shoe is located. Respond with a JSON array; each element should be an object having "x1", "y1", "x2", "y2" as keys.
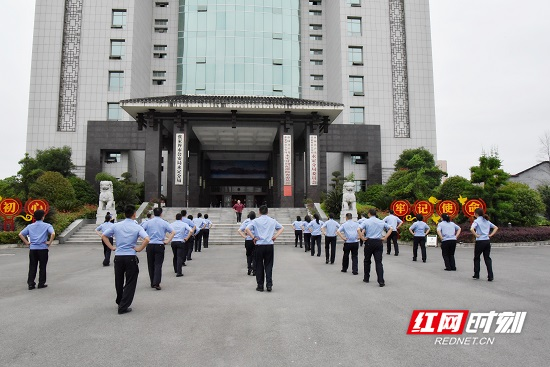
[
  {"x1": 394, "y1": 254, "x2": 398, "y2": 256},
  {"x1": 266, "y1": 286, "x2": 272, "y2": 292},
  {"x1": 187, "y1": 258, "x2": 192, "y2": 261},
  {"x1": 154, "y1": 285, "x2": 162, "y2": 290},
  {"x1": 444, "y1": 268, "x2": 452, "y2": 271},
  {"x1": 387, "y1": 252, "x2": 390, "y2": 255},
  {"x1": 37, "y1": 284, "x2": 47, "y2": 289},
  {"x1": 247, "y1": 269, "x2": 252, "y2": 275},
  {"x1": 412, "y1": 258, "x2": 417, "y2": 261},
  {"x1": 317, "y1": 255, "x2": 320, "y2": 257},
  {"x1": 176, "y1": 274, "x2": 183, "y2": 277},
  {"x1": 472, "y1": 275, "x2": 479, "y2": 279},
  {"x1": 488, "y1": 277, "x2": 494, "y2": 281},
  {"x1": 28, "y1": 285, "x2": 35, "y2": 290},
  {"x1": 451, "y1": 268, "x2": 457, "y2": 271},
  {"x1": 326, "y1": 260, "x2": 329, "y2": 264},
  {"x1": 379, "y1": 283, "x2": 385, "y2": 287},
  {"x1": 352, "y1": 272, "x2": 358, "y2": 275},
  {"x1": 252, "y1": 272, "x2": 256, "y2": 276},
  {"x1": 341, "y1": 270, "x2": 347, "y2": 273},
  {"x1": 300, "y1": 246, "x2": 303, "y2": 248},
  {"x1": 103, "y1": 263, "x2": 110, "y2": 266},
  {"x1": 422, "y1": 260, "x2": 426, "y2": 263},
  {"x1": 330, "y1": 262, "x2": 334, "y2": 264},
  {"x1": 363, "y1": 279, "x2": 369, "y2": 283},
  {"x1": 295, "y1": 245, "x2": 297, "y2": 247},
  {"x1": 118, "y1": 307, "x2": 132, "y2": 315},
  {"x1": 256, "y1": 286, "x2": 264, "y2": 292},
  {"x1": 182, "y1": 263, "x2": 187, "y2": 266}
]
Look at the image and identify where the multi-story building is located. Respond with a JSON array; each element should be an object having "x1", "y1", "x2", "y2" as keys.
[{"x1": 26, "y1": 0, "x2": 436, "y2": 207}]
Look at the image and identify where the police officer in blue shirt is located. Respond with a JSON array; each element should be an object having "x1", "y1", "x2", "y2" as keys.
[
  {"x1": 336, "y1": 213, "x2": 361, "y2": 274},
  {"x1": 19, "y1": 210, "x2": 55, "y2": 290},
  {"x1": 359, "y1": 209, "x2": 392, "y2": 287},
  {"x1": 180, "y1": 210, "x2": 196, "y2": 262},
  {"x1": 409, "y1": 214, "x2": 430, "y2": 262},
  {"x1": 321, "y1": 213, "x2": 340, "y2": 264},
  {"x1": 245, "y1": 205, "x2": 284, "y2": 292},
  {"x1": 96, "y1": 214, "x2": 115, "y2": 266},
  {"x1": 102, "y1": 205, "x2": 150, "y2": 314},
  {"x1": 384, "y1": 210, "x2": 403, "y2": 255},
  {"x1": 307, "y1": 214, "x2": 324, "y2": 257},
  {"x1": 238, "y1": 211, "x2": 257, "y2": 276},
  {"x1": 470, "y1": 208, "x2": 498, "y2": 281},
  {"x1": 202, "y1": 214, "x2": 212, "y2": 248},
  {"x1": 193, "y1": 213, "x2": 206, "y2": 252},
  {"x1": 142, "y1": 207, "x2": 175, "y2": 290},
  {"x1": 292, "y1": 216, "x2": 303, "y2": 248},
  {"x1": 170, "y1": 213, "x2": 192, "y2": 277}
]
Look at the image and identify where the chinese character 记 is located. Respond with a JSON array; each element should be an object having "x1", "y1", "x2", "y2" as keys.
[
  {"x1": 494, "y1": 312, "x2": 526, "y2": 334},
  {"x1": 466, "y1": 311, "x2": 498, "y2": 333}
]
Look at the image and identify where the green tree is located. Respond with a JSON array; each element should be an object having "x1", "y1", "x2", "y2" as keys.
[
  {"x1": 384, "y1": 148, "x2": 446, "y2": 202},
  {"x1": 470, "y1": 150, "x2": 509, "y2": 220},
  {"x1": 68, "y1": 176, "x2": 98, "y2": 205},
  {"x1": 359, "y1": 184, "x2": 392, "y2": 210},
  {"x1": 437, "y1": 176, "x2": 478, "y2": 201},
  {"x1": 537, "y1": 184, "x2": 550, "y2": 219},
  {"x1": 29, "y1": 171, "x2": 78, "y2": 210},
  {"x1": 494, "y1": 182, "x2": 545, "y2": 226},
  {"x1": 17, "y1": 153, "x2": 44, "y2": 198},
  {"x1": 35, "y1": 146, "x2": 75, "y2": 177},
  {"x1": 0, "y1": 176, "x2": 23, "y2": 200},
  {"x1": 323, "y1": 171, "x2": 344, "y2": 215}
]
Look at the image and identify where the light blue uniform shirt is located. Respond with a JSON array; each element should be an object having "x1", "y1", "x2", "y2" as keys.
[
  {"x1": 96, "y1": 222, "x2": 114, "y2": 237},
  {"x1": 307, "y1": 220, "x2": 324, "y2": 236},
  {"x1": 302, "y1": 221, "x2": 312, "y2": 232},
  {"x1": 171, "y1": 220, "x2": 192, "y2": 242},
  {"x1": 292, "y1": 221, "x2": 303, "y2": 231},
  {"x1": 322, "y1": 219, "x2": 340, "y2": 237},
  {"x1": 410, "y1": 221, "x2": 430, "y2": 237},
  {"x1": 239, "y1": 218, "x2": 255, "y2": 241},
  {"x1": 337, "y1": 220, "x2": 360, "y2": 243},
  {"x1": 142, "y1": 216, "x2": 174, "y2": 244},
  {"x1": 437, "y1": 221, "x2": 460, "y2": 241},
  {"x1": 471, "y1": 217, "x2": 496, "y2": 241},
  {"x1": 360, "y1": 217, "x2": 391, "y2": 239},
  {"x1": 182, "y1": 217, "x2": 196, "y2": 232},
  {"x1": 246, "y1": 215, "x2": 283, "y2": 245},
  {"x1": 203, "y1": 219, "x2": 212, "y2": 229},
  {"x1": 384, "y1": 214, "x2": 403, "y2": 230},
  {"x1": 193, "y1": 217, "x2": 205, "y2": 234},
  {"x1": 20, "y1": 220, "x2": 55, "y2": 250},
  {"x1": 103, "y1": 219, "x2": 149, "y2": 256}
]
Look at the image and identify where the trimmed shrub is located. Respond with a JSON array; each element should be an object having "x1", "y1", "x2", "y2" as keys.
[
  {"x1": 0, "y1": 231, "x2": 22, "y2": 244},
  {"x1": 29, "y1": 171, "x2": 76, "y2": 208},
  {"x1": 68, "y1": 176, "x2": 98, "y2": 205}
]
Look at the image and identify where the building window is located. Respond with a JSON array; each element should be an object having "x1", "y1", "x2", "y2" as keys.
[
  {"x1": 349, "y1": 76, "x2": 364, "y2": 96},
  {"x1": 309, "y1": 24, "x2": 322, "y2": 31},
  {"x1": 155, "y1": 27, "x2": 168, "y2": 33},
  {"x1": 111, "y1": 10, "x2": 126, "y2": 28},
  {"x1": 310, "y1": 49, "x2": 323, "y2": 56},
  {"x1": 309, "y1": 0, "x2": 322, "y2": 5},
  {"x1": 310, "y1": 59, "x2": 323, "y2": 66},
  {"x1": 154, "y1": 44, "x2": 167, "y2": 51},
  {"x1": 351, "y1": 154, "x2": 366, "y2": 164},
  {"x1": 110, "y1": 40, "x2": 125, "y2": 59},
  {"x1": 155, "y1": 19, "x2": 168, "y2": 26},
  {"x1": 108, "y1": 71, "x2": 124, "y2": 92},
  {"x1": 155, "y1": 2, "x2": 169, "y2": 7},
  {"x1": 309, "y1": 10, "x2": 322, "y2": 16},
  {"x1": 310, "y1": 74, "x2": 323, "y2": 81},
  {"x1": 107, "y1": 103, "x2": 122, "y2": 121},
  {"x1": 197, "y1": 5, "x2": 207, "y2": 12},
  {"x1": 350, "y1": 107, "x2": 364, "y2": 124},
  {"x1": 153, "y1": 71, "x2": 166, "y2": 78},
  {"x1": 153, "y1": 79, "x2": 166, "y2": 85},
  {"x1": 347, "y1": 0, "x2": 361, "y2": 6},
  {"x1": 310, "y1": 35, "x2": 322, "y2": 41},
  {"x1": 354, "y1": 180, "x2": 367, "y2": 192},
  {"x1": 349, "y1": 46, "x2": 363, "y2": 65},
  {"x1": 310, "y1": 85, "x2": 324, "y2": 91},
  {"x1": 347, "y1": 17, "x2": 362, "y2": 36},
  {"x1": 105, "y1": 152, "x2": 122, "y2": 163},
  {"x1": 153, "y1": 52, "x2": 167, "y2": 58}
]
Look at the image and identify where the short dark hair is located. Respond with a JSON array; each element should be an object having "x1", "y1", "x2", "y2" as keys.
[
  {"x1": 389, "y1": 209, "x2": 395, "y2": 215},
  {"x1": 368, "y1": 208, "x2": 377, "y2": 217},
  {"x1": 259, "y1": 205, "x2": 268, "y2": 215},
  {"x1": 296, "y1": 216, "x2": 301, "y2": 221},
  {"x1": 248, "y1": 211, "x2": 256, "y2": 220},
  {"x1": 197, "y1": 213, "x2": 202, "y2": 218},
  {"x1": 153, "y1": 207, "x2": 162, "y2": 217},
  {"x1": 124, "y1": 205, "x2": 136, "y2": 218},
  {"x1": 181, "y1": 210, "x2": 187, "y2": 216},
  {"x1": 441, "y1": 213, "x2": 450, "y2": 222},
  {"x1": 176, "y1": 213, "x2": 182, "y2": 220},
  {"x1": 346, "y1": 213, "x2": 352, "y2": 220},
  {"x1": 104, "y1": 214, "x2": 111, "y2": 223},
  {"x1": 34, "y1": 210, "x2": 45, "y2": 221},
  {"x1": 329, "y1": 213, "x2": 334, "y2": 219},
  {"x1": 204, "y1": 214, "x2": 208, "y2": 219},
  {"x1": 146, "y1": 213, "x2": 152, "y2": 219},
  {"x1": 416, "y1": 214, "x2": 424, "y2": 221},
  {"x1": 187, "y1": 215, "x2": 193, "y2": 220}
]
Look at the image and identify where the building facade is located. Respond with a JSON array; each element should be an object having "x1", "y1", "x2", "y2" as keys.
[{"x1": 26, "y1": 0, "x2": 436, "y2": 207}]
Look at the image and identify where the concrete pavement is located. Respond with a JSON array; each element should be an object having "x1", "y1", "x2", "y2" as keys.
[{"x1": 0, "y1": 244, "x2": 549, "y2": 367}]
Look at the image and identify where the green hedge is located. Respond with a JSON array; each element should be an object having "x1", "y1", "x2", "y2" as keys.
[{"x1": 0, "y1": 232, "x2": 21, "y2": 245}]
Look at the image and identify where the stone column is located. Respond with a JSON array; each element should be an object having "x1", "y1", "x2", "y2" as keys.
[{"x1": 144, "y1": 120, "x2": 163, "y2": 202}]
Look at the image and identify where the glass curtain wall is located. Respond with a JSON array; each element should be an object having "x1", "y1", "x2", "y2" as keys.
[{"x1": 177, "y1": 0, "x2": 301, "y2": 97}]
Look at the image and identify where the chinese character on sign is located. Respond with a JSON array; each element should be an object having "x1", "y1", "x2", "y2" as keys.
[
  {"x1": 309, "y1": 135, "x2": 318, "y2": 185},
  {"x1": 407, "y1": 310, "x2": 469, "y2": 335},
  {"x1": 465, "y1": 311, "x2": 498, "y2": 333},
  {"x1": 436, "y1": 200, "x2": 459, "y2": 219},
  {"x1": 494, "y1": 312, "x2": 526, "y2": 333},
  {"x1": 412, "y1": 200, "x2": 434, "y2": 218},
  {"x1": 390, "y1": 200, "x2": 411, "y2": 218},
  {"x1": 462, "y1": 199, "x2": 486, "y2": 218}
]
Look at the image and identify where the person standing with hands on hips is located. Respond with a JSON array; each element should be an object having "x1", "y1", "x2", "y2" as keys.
[
  {"x1": 409, "y1": 214, "x2": 430, "y2": 263},
  {"x1": 359, "y1": 209, "x2": 392, "y2": 287},
  {"x1": 233, "y1": 200, "x2": 245, "y2": 224},
  {"x1": 321, "y1": 213, "x2": 340, "y2": 264},
  {"x1": 238, "y1": 211, "x2": 257, "y2": 276},
  {"x1": 336, "y1": 213, "x2": 361, "y2": 274},
  {"x1": 437, "y1": 213, "x2": 461, "y2": 271},
  {"x1": 95, "y1": 213, "x2": 115, "y2": 266},
  {"x1": 383, "y1": 210, "x2": 403, "y2": 255},
  {"x1": 102, "y1": 205, "x2": 150, "y2": 314},
  {"x1": 470, "y1": 208, "x2": 498, "y2": 281},
  {"x1": 19, "y1": 210, "x2": 55, "y2": 290},
  {"x1": 245, "y1": 205, "x2": 284, "y2": 292}
]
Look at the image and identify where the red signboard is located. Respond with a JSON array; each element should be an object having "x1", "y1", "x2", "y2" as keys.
[
  {"x1": 390, "y1": 200, "x2": 411, "y2": 218},
  {"x1": 412, "y1": 200, "x2": 434, "y2": 218},
  {"x1": 25, "y1": 199, "x2": 50, "y2": 222},
  {"x1": 462, "y1": 199, "x2": 486, "y2": 218},
  {"x1": 0, "y1": 198, "x2": 23, "y2": 231},
  {"x1": 436, "y1": 200, "x2": 460, "y2": 219}
]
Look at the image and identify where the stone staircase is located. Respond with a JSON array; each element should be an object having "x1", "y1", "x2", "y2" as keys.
[{"x1": 64, "y1": 207, "x2": 311, "y2": 245}]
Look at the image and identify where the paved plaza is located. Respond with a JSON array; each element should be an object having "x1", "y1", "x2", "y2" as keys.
[{"x1": 1, "y1": 243, "x2": 549, "y2": 367}]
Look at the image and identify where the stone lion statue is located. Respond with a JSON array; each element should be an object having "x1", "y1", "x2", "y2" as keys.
[
  {"x1": 342, "y1": 181, "x2": 357, "y2": 212},
  {"x1": 99, "y1": 181, "x2": 115, "y2": 210}
]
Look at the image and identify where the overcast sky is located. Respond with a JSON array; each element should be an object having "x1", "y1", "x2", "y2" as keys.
[{"x1": 1, "y1": 0, "x2": 549, "y2": 180}]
